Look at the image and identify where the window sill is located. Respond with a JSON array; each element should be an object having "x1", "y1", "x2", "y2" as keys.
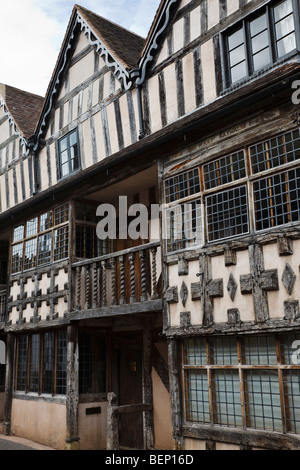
[
  {"x1": 12, "y1": 391, "x2": 66, "y2": 404},
  {"x1": 182, "y1": 423, "x2": 300, "y2": 450},
  {"x1": 221, "y1": 52, "x2": 300, "y2": 97}
]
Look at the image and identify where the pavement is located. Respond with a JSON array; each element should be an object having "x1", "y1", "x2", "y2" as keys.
[
  {"x1": 0, "y1": 423, "x2": 55, "y2": 450},
  {"x1": 0, "y1": 435, "x2": 55, "y2": 450}
]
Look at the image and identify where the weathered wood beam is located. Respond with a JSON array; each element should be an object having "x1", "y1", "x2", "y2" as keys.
[{"x1": 65, "y1": 324, "x2": 80, "y2": 450}]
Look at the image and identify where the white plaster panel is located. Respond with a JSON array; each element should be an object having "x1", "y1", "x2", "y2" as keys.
[
  {"x1": 49, "y1": 143, "x2": 58, "y2": 186},
  {"x1": 94, "y1": 111, "x2": 106, "y2": 162},
  {"x1": 38, "y1": 300, "x2": 49, "y2": 321},
  {"x1": 69, "y1": 51, "x2": 94, "y2": 92},
  {"x1": 22, "y1": 306, "x2": 32, "y2": 324},
  {"x1": 22, "y1": 158, "x2": 31, "y2": 201},
  {"x1": 207, "y1": 0, "x2": 220, "y2": 29},
  {"x1": 82, "y1": 119, "x2": 93, "y2": 168},
  {"x1": 7, "y1": 169, "x2": 13, "y2": 207},
  {"x1": 15, "y1": 163, "x2": 23, "y2": 204},
  {"x1": 10, "y1": 307, "x2": 19, "y2": 324},
  {"x1": 92, "y1": 78, "x2": 100, "y2": 107},
  {"x1": 39, "y1": 273, "x2": 50, "y2": 295},
  {"x1": 106, "y1": 102, "x2": 119, "y2": 155},
  {"x1": 182, "y1": 52, "x2": 196, "y2": 114},
  {"x1": 211, "y1": 250, "x2": 255, "y2": 323},
  {"x1": 168, "y1": 260, "x2": 202, "y2": 327},
  {"x1": 201, "y1": 39, "x2": 217, "y2": 104},
  {"x1": 227, "y1": 0, "x2": 240, "y2": 16},
  {"x1": 10, "y1": 281, "x2": 20, "y2": 302},
  {"x1": 74, "y1": 32, "x2": 90, "y2": 55},
  {"x1": 264, "y1": 241, "x2": 300, "y2": 319},
  {"x1": 190, "y1": 5, "x2": 201, "y2": 42},
  {"x1": 23, "y1": 278, "x2": 34, "y2": 298},
  {"x1": 39, "y1": 147, "x2": 49, "y2": 191},
  {"x1": 148, "y1": 75, "x2": 162, "y2": 133},
  {"x1": 0, "y1": 174, "x2": 6, "y2": 213},
  {"x1": 0, "y1": 119, "x2": 10, "y2": 143},
  {"x1": 156, "y1": 40, "x2": 169, "y2": 66},
  {"x1": 72, "y1": 94, "x2": 79, "y2": 122},
  {"x1": 56, "y1": 269, "x2": 68, "y2": 290},
  {"x1": 81, "y1": 86, "x2": 90, "y2": 115},
  {"x1": 103, "y1": 72, "x2": 113, "y2": 100},
  {"x1": 184, "y1": 438, "x2": 206, "y2": 450},
  {"x1": 54, "y1": 297, "x2": 67, "y2": 318},
  {"x1": 164, "y1": 63, "x2": 178, "y2": 125},
  {"x1": 173, "y1": 19, "x2": 185, "y2": 53},
  {"x1": 119, "y1": 93, "x2": 132, "y2": 148}
]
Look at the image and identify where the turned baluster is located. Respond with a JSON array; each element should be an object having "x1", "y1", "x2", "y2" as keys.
[
  {"x1": 85, "y1": 265, "x2": 90, "y2": 310},
  {"x1": 119, "y1": 255, "x2": 126, "y2": 305},
  {"x1": 139, "y1": 250, "x2": 148, "y2": 302},
  {"x1": 101, "y1": 260, "x2": 107, "y2": 308},
  {"x1": 151, "y1": 246, "x2": 158, "y2": 299},
  {"x1": 76, "y1": 266, "x2": 82, "y2": 310},
  {"x1": 129, "y1": 252, "x2": 136, "y2": 304},
  {"x1": 110, "y1": 258, "x2": 117, "y2": 306},
  {"x1": 92, "y1": 262, "x2": 99, "y2": 309}
]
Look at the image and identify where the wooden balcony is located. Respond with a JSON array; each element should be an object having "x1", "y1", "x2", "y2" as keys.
[
  {"x1": 0, "y1": 290, "x2": 7, "y2": 323},
  {"x1": 70, "y1": 241, "x2": 162, "y2": 319}
]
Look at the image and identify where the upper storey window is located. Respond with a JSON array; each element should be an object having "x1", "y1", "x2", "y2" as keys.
[
  {"x1": 58, "y1": 129, "x2": 80, "y2": 179},
  {"x1": 11, "y1": 203, "x2": 69, "y2": 274},
  {"x1": 224, "y1": 0, "x2": 299, "y2": 87}
]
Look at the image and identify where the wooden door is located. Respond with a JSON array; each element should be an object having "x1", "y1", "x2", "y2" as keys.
[{"x1": 118, "y1": 343, "x2": 143, "y2": 449}]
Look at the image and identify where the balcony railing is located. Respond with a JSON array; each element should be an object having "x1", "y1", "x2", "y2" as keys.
[
  {"x1": 0, "y1": 290, "x2": 7, "y2": 323},
  {"x1": 71, "y1": 241, "x2": 161, "y2": 313}
]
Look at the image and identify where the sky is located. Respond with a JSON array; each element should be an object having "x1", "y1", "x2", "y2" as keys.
[{"x1": 0, "y1": 0, "x2": 160, "y2": 97}]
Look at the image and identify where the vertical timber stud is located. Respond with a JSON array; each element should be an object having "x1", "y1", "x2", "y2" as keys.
[
  {"x1": 168, "y1": 338, "x2": 184, "y2": 450},
  {"x1": 3, "y1": 334, "x2": 15, "y2": 435},
  {"x1": 142, "y1": 318, "x2": 155, "y2": 450},
  {"x1": 66, "y1": 324, "x2": 80, "y2": 450}
]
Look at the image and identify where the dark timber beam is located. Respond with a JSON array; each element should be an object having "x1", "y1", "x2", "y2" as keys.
[{"x1": 65, "y1": 323, "x2": 80, "y2": 450}]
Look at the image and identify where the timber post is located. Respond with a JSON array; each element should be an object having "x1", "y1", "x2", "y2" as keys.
[
  {"x1": 142, "y1": 318, "x2": 155, "y2": 450},
  {"x1": 168, "y1": 337, "x2": 184, "y2": 450},
  {"x1": 65, "y1": 323, "x2": 80, "y2": 450},
  {"x1": 3, "y1": 333, "x2": 15, "y2": 435},
  {"x1": 107, "y1": 392, "x2": 119, "y2": 450}
]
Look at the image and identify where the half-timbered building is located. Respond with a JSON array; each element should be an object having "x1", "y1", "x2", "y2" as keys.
[{"x1": 0, "y1": 0, "x2": 300, "y2": 451}]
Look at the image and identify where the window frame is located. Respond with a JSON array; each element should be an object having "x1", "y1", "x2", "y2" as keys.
[
  {"x1": 15, "y1": 330, "x2": 67, "y2": 396},
  {"x1": 182, "y1": 333, "x2": 300, "y2": 434},
  {"x1": 163, "y1": 126, "x2": 300, "y2": 252},
  {"x1": 57, "y1": 128, "x2": 81, "y2": 181},
  {"x1": 221, "y1": 0, "x2": 300, "y2": 89},
  {"x1": 10, "y1": 203, "x2": 70, "y2": 275}
]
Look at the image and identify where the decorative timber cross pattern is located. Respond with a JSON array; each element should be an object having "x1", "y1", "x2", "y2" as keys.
[
  {"x1": 46, "y1": 269, "x2": 60, "y2": 320},
  {"x1": 196, "y1": 253, "x2": 224, "y2": 327},
  {"x1": 240, "y1": 243, "x2": 279, "y2": 322},
  {"x1": 16, "y1": 276, "x2": 27, "y2": 325},
  {"x1": 30, "y1": 272, "x2": 42, "y2": 323}
]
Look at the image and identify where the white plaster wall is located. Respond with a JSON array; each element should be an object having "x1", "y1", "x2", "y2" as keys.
[
  {"x1": 264, "y1": 241, "x2": 300, "y2": 319},
  {"x1": 11, "y1": 399, "x2": 67, "y2": 450},
  {"x1": 148, "y1": 75, "x2": 162, "y2": 134},
  {"x1": 69, "y1": 50, "x2": 95, "y2": 92},
  {"x1": 78, "y1": 401, "x2": 108, "y2": 450},
  {"x1": 168, "y1": 260, "x2": 202, "y2": 327},
  {"x1": 211, "y1": 250, "x2": 255, "y2": 323},
  {"x1": 201, "y1": 39, "x2": 217, "y2": 104}
]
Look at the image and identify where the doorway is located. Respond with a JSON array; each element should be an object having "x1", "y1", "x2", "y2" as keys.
[{"x1": 115, "y1": 335, "x2": 144, "y2": 449}]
